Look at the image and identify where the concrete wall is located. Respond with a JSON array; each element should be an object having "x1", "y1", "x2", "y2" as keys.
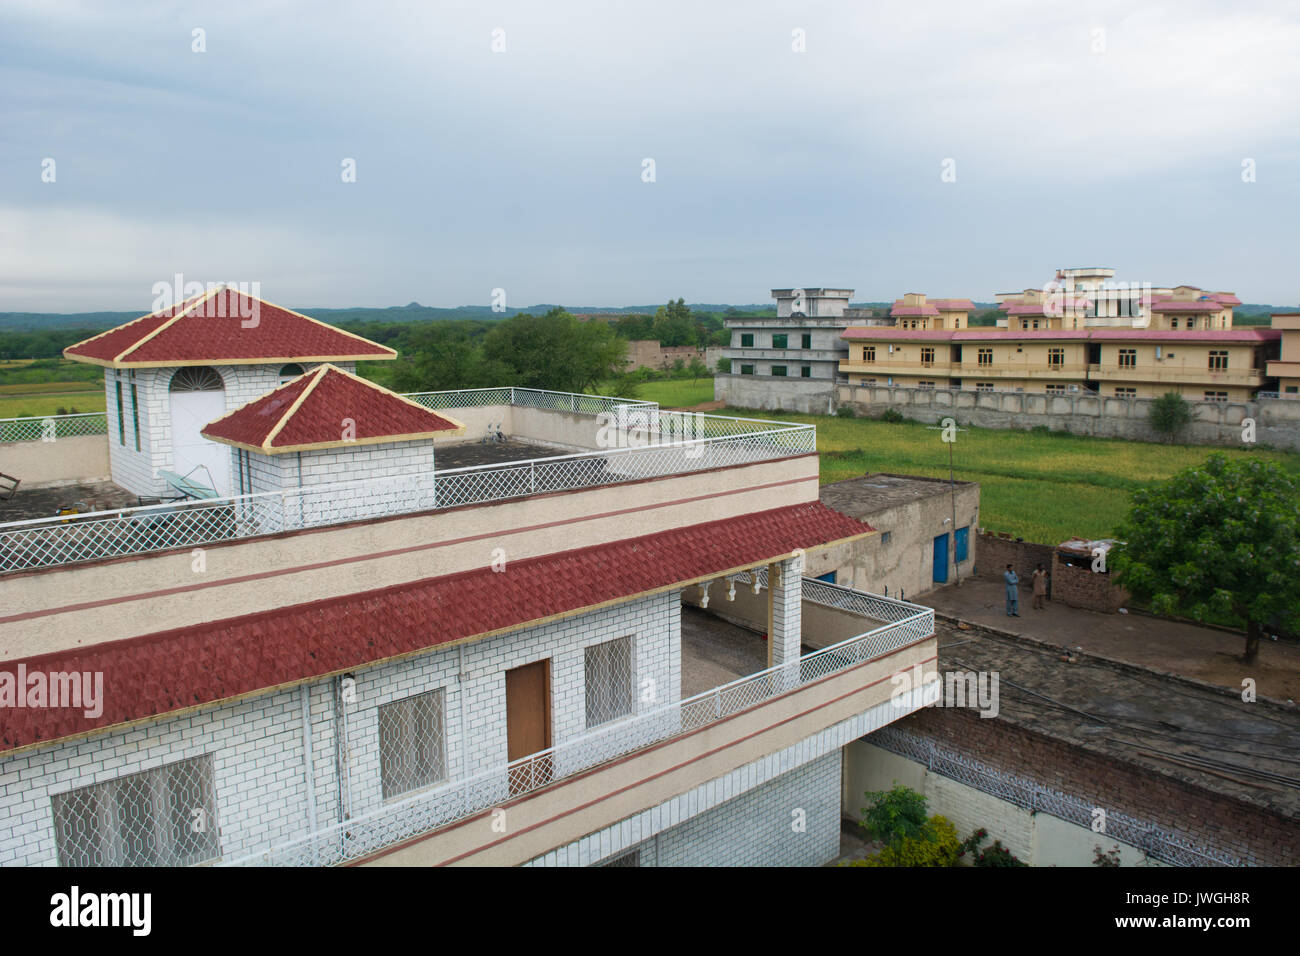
[
  {"x1": 715, "y1": 373, "x2": 835, "y2": 415},
  {"x1": 838, "y1": 384, "x2": 1300, "y2": 451},
  {"x1": 0, "y1": 590, "x2": 679, "y2": 866},
  {"x1": 0, "y1": 435, "x2": 110, "y2": 487},
  {"x1": 807, "y1": 482, "x2": 981, "y2": 600},
  {"x1": 843, "y1": 741, "x2": 1165, "y2": 867}
]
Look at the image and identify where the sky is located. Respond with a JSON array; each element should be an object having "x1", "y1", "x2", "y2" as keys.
[{"x1": 2, "y1": 0, "x2": 1298, "y2": 312}]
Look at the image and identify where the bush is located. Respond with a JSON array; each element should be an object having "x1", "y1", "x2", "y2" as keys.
[
  {"x1": 859, "y1": 783, "x2": 930, "y2": 847},
  {"x1": 835, "y1": 405, "x2": 856, "y2": 418},
  {"x1": 853, "y1": 815, "x2": 961, "y2": 867},
  {"x1": 1093, "y1": 844, "x2": 1122, "y2": 867},
  {"x1": 1148, "y1": 391, "x2": 1192, "y2": 440},
  {"x1": 879, "y1": 408, "x2": 905, "y2": 424},
  {"x1": 959, "y1": 828, "x2": 1027, "y2": 866}
]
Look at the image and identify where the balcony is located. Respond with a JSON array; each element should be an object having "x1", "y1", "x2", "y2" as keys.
[
  {"x1": 0, "y1": 389, "x2": 816, "y2": 575},
  {"x1": 1086, "y1": 365, "x2": 1267, "y2": 386},
  {"x1": 221, "y1": 577, "x2": 935, "y2": 867}
]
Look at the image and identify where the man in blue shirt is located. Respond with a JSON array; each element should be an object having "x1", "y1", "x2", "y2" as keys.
[{"x1": 1004, "y1": 564, "x2": 1020, "y2": 617}]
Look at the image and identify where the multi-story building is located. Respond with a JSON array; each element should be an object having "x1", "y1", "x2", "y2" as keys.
[
  {"x1": 722, "y1": 288, "x2": 854, "y2": 380},
  {"x1": 885, "y1": 294, "x2": 975, "y2": 331},
  {"x1": 1265, "y1": 313, "x2": 1300, "y2": 397},
  {"x1": 0, "y1": 287, "x2": 937, "y2": 868},
  {"x1": 838, "y1": 327, "x2": 1281, "y2": 401},
  {"x1": 996, "y1": 267, "x2": 1240, "y2": 331}
]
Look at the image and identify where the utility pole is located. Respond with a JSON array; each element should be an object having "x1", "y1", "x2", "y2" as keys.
[{"x1": 926, "y1": 416, "x2": 968, "y2": 586}]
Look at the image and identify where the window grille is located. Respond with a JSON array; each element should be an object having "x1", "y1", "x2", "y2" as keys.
[
  {"x1": 379, "y1": 689, "x2": 447, "y2": 799},
  {"x1": 51, "y1": 755, "x2": 220, "y2": 866},
  {"x1": 585, "y1": 636, "x2": 633, "y2": 728}
]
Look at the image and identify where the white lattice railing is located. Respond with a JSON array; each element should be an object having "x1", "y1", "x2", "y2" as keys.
[
  {"x1": 0, "y1": 412, "x2": 109, "y2": 442},
  {"x1": 0, "y1": 406, "x2": 815, "y2": 573},
  {"x1": 222, "y1": 584, "x2": 933, "y2": 867},
  {"x1": 869, "y1": 725, "x2": 1244, "y2": 867},
  {"x1": 0, "y1": 388, "x2": 658, "y2": 444}
]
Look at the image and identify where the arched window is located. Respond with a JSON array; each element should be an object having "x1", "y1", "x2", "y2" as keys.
[
  {"x1": 169, "y1": 367, "x2": 224, "y2": 392},
  {"x1": 278, "y1": 363, "x2": 305, "y2": 383}
]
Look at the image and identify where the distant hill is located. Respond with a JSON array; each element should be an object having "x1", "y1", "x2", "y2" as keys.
[{"x1": 2, "y1": 301, "x2": 1292, "y2": 333}]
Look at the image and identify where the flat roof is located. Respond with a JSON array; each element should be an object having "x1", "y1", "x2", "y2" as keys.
[{"x1": 820, "y1": 473, "x2": 973, "y2": 519}]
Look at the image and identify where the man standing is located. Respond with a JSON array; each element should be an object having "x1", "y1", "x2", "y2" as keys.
[
  {"x1": 1031, "y1": 563, "x2": 1048, "y2": 610},
  {"x1": 1004, "y1": 564, "x2": 1020, "y2": 617}
]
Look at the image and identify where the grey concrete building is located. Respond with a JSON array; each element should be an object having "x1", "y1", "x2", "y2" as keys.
[{"x1": 716, "y1": 287, "x2": 862, "y2": 413}]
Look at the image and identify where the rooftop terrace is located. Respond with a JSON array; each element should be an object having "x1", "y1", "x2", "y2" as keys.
[{"x1": 0, "y1": 388, "x2": 817, "y2": 574}]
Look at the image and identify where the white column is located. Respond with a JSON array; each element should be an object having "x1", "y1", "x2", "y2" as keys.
[{"x1": 767, "y1": 557, "x2": 803, "y2": 688}]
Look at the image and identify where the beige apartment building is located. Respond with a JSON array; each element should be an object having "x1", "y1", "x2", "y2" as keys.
[
  {"x1": 1265, "y1": 313, "x2": 1300, "y2": 396},
  {"x1": 839, "y1": 327, "x2": 1282, "y2": 402}
]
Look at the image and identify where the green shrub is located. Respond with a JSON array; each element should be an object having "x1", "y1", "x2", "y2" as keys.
[
  {"x1": 853, "y1": 815, "x2": 961, "y2": 867},
  {"x1": 835, "y1": 405, "x2": 856, "y2": 419},
  {"x1": 859, "y1": 783, "x2": 930, "y2": 847},
  {"x1": 879, "y1": 408, "x2": 905, "y2": 424},
  {"x1": 1148, "y1": 391, "x2": 1192, "y2": 440}
]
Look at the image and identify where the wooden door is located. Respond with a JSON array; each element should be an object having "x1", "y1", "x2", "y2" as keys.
[{"x1": 505, "y1": 659, "x2": 552, "y2": 792}]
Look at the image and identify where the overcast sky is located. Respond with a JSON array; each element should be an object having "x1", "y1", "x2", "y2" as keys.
[{"x1": 2, "y1": 0, "x2": 1298, "y2": 312}]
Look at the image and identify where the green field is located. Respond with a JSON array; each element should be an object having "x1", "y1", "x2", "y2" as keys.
[
  {"x1": 593, "y1": 377, "x2": 714, "y2": 408},
  {"x1": 0, "y1": 389, "x2": 105, "y2": 419},
  {"x1": 722, "y1": 408, "x2": 1300, "y2": 544}
]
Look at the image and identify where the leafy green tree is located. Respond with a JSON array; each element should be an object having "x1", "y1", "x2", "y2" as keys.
[
  {"x1": 387, "y1": 321, "x2": 508, "y2": 392},
  {"x1": 482, "y1": 307, "x2": 627, "y2": 393},
  {"x1": 652, "y1": 298, "x2": 697, "y2": 347},
  {"x1": 714, "y1": 356, "x2": 732, "y2": 375},
  {"x1": 1148, "y1": 391, "x2": 1192, "y2": 441},
  {"x1": 1110, "y1": 454, "x2": 1300, "y2": 662},
  {"x1": 687, "y1": 357, "x2": 708, "y2": 382}
]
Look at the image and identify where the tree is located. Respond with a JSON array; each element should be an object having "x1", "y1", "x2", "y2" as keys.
[
  {"x1": 651, "y1": 298, "x2": 697, "y2": 347},
  {"x1": 482, "y1": 307, "x2": 627, "y2": 393},
  {"x1": 1148, "y1": 391, "x2": 1192, "y2": 441},
  {"x1": 387, "y1": 320, "x2": 509, "y2": 392},
  {"x1": 714, "y1": 356, "x2": 732, "y2": 375},
  {"x1": 1110, "y1": 454, "x2": 1300, "y2": 663},
  {"x1": 687, "y1": 357, "x2": 709, "y2": 382}
]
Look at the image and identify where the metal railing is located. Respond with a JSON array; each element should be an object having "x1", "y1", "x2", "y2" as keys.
[
  {"x1": 223, "y1": 583, "x2": 933, "y2": 866},
  {"x1": 0, "y1": 402, "x2": 815, "y2": 573},
  {"x1": 869, "y1": 725, "x2": 1243, "y2": 867},
  {"x1": 1256, "y1": 391, "x2": 1299, "y2": 401},
  {"x1": 0, "y1": 388, "x2": 658, "y2": 444},
  {"x1": 0, "y1": 412, "x2": 108, "y2": 442}
]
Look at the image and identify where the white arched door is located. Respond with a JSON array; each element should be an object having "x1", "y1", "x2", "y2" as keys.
[{"x1": 168, "y1": 367, "x2": 231, "y2": 495}]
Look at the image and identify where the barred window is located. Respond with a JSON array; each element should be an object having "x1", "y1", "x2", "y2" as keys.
[
  {"x1": 1118, "y1": 349, "x2": 1137, "y2": 368},
  {"x1": 597, "y1": 849, "x2": 640, "y2": 867},
  {"x1": 51, "y1": 755, "x2": 220, "y2": 867},
  {"x1": 585, "y1": 636, "x2": 633, "y2": 728},
  {"x1": 1208, "y1": 350, "x2": 1228, "y2": 371},
  {"x1": 977, "y1": 348, "x2": 993, "y2": 366},
  {"x1": 1048, "y1": 348, "x2": 1065, "y2": 368},
  {"x1": 379, "y1": 689, "x2": 447, "y2": 799},
  {"x1": 920, "y1": 347, "x2": 935, "y2": 366}
]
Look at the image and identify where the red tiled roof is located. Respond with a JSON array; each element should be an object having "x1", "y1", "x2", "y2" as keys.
[
  {"x1": 1211, "y1": 293, "x2": 1242, "y2": 306},
  {"x1": 890, "y1": 305, "x2": 940, "y2": 316},
  {"x1": 201, "y1": 364, "x2": 464, "y2": 453},
  {"x1": 0, "y1": 502, "x2": 876, "y2": 753},
  {"x1": 929, "y1": 298, "x2": 975, "y2": 310},
  {"x1": 64, "y1": 286, "x2": 396, "y2": 367}
]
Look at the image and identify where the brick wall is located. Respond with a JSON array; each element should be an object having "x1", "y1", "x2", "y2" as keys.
[
  {"x1": 1051, "y1": 554, "x2": 1130, "y2": 612},
  {"x1": 896, "y1": 707, "x2": 1299, "y2": 867},
  {"x1": 976, "y1": 531, "x2": 1055, "y2": 595}
]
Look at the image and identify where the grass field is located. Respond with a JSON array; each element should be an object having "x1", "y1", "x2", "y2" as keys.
[
  {"x1": 722, "y1": 407, "x2": 1300, "y2": 544},
  {"x1": 0, "y1": 387, "x2": 105, "y2": 419},
  {"x1": 593, "y1": 378, "x2": 714, "y2": 408}
]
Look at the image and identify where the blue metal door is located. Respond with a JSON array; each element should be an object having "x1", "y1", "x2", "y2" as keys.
[
  {"x1": 933, "y1": 533, "x2": 949, "y2": 584},
  {"x1": 955, "y1": 526, "x2": 969, "y2": 564}
]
